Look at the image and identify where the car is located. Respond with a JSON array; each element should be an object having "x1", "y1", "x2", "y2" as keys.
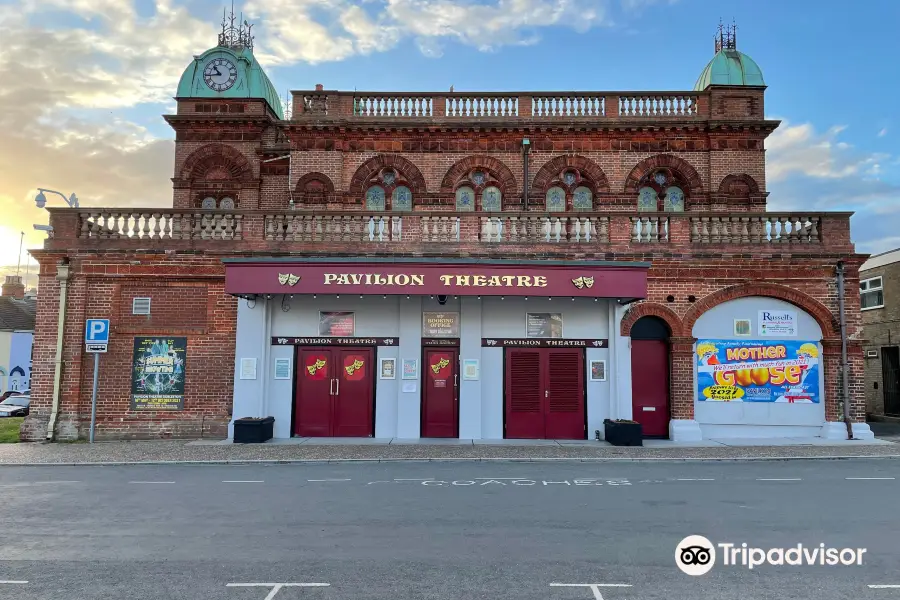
[
  {"x1": 0, "y1": 395, "x2": 30, "y2": 417},
  {"x1": 0, "y1": 390, "x2": 22, "y2": 402}
]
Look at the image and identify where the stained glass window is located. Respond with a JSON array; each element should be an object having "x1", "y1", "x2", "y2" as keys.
[
  {"x1": 573, "y1": 186, "x2": 592, "y2": 210},
  {"x1": 456, "y1": 186, "x2": 475, "y2": 211},
  {"x1": 392, "y1": 186, "x2": 412, "y2": 211},
  {"x1": 482, "y1": 186, "x2": 502, "y2": 211},
  {"x1": 219, "y1": 197, "x2": 235, "y2": 210},
  {"x1": 201, "y1": 197, "x2": 217, "y2": 209},
  {"x1": 546, "y1": 187, "x2": 566, "y2": 212},
  {"x1": 654, "y1": 172, "x2": 668, "y2": 186},
  {"x1": 472, "y1": 170, "x2": 486, "y2": 186},
  {"x1": 664, "y1": 186, "x2": 685, "y2": 212},
  {"x1": 563, "y1": 171, "x2": 577, "y2": 186},
  {"x1": 382, "y1": 170, "x2": 396, "y2": 186},
  {"x1": 365, "y1": 186, "x2": 385, "y2": 211},
  {"x1": 638, "y1": 187, "x2": 657, "y2": 211}
]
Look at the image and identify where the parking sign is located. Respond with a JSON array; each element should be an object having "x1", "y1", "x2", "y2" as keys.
[{"x1": 85, "y1": 319, "x2": 110, "y2": 353}]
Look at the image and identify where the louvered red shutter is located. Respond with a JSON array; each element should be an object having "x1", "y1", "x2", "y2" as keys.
[
  {"x1": 505, "y1": 349, "x2": 544, "y2": 439},
  {"x1": 544, "y1": 349, "x2": 585, "y2": 439}
]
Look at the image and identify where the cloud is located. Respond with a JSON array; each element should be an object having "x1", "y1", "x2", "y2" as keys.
[
  {"x1": 878, "y1": 127, "x2": 888, "y2": 137},
  {"x1": 766, "y1": 121, "x2": 900, "y2": 255}
]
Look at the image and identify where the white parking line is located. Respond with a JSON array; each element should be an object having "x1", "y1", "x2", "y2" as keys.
[
  {"x1": 0, "y1": 581, "x2": 28, "y2": 584},
  {"x1": 847, "y1": 477, "x2": 896, "y2": 481},
  {"x1": 756, "y1": 478, "x2": 802, "y2": 481},
  {"x1": 223, "y1": 480, "x2": 264, "y2": 483},
  {"x1": 676, "y1": 478, "x2": 715, "y2": 481},
  {"x1": 869, "y1": 584, "x2": 900, "y2": 588},
  {"x1": 550, "y1": 583, "x2": 633, "y2": 600},
  {"x1": 226, "y1": 582, "x2": 330, "y2": 600},
  {"x1": 307, "y1": 478, "x2": 351, "y2": 482}
]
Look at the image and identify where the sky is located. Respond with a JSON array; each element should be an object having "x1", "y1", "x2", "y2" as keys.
[{"x1": 1, "y1": 0, "x2": 899, "y2": 289}]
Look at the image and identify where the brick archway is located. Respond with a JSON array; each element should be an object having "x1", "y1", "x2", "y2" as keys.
[
  {"x1": 294, "y1": 172, "x2": 335, "y2": 194},
  {"x1": 620, "y1": 302, "x2": 685, "y2": 337},
  {"x1": 348, "y1": 155, "x2": 427, "y2": 197},
  {"x1": 531, "y1": 154, "x2": 610, "y2": 194},
  {"x1": 624, "y1": 154, "x2": 703, "y2": 194},
  {"x1": 682, "y1": 283, "x2": 838, "y2": 338},
  {"x1": 440, "y1": 155, "x2": 519, "y2": 197},
  {"x1": 718, "y1": 173, "x2": 760, "y2": 194},
  {"x1": 179, "y1": 143, "x2": 253, "y2": 182}
]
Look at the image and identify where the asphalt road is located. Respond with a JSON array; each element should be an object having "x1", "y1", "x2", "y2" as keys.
[{"x1": 1, "y1": 460, "x2": 899, "y2": 600}]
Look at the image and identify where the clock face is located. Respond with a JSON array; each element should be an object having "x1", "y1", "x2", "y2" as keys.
[{"x1": 203, "y1": 58, "x2": 238, "y2": 92}]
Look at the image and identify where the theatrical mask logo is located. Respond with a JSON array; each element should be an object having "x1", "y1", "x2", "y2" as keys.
[{"x1": 676, "y1": 535, "x2": 716, "y2": 576}]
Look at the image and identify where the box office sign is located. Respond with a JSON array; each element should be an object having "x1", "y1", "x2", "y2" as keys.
[
  {"x1": 696, "y1": 339, "x2": 820, "y2": 403},
  {"x1": 423, "y1": 312, "x2": 459, "y2": 337},
  {"x1": 319, "y1": 312, "x2": 355, "y2": 337},
  {"x1": 131, "y1": 337, "x2": 186, "y2": 411}
]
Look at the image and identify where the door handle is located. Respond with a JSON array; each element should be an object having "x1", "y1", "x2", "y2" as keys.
[
  {"x1": 545, "y1": 390, "x2": 549, "y2": 398},
  {"x1": 335, "y1": 377, "x2": 339, "y2": 396},
  {"x1": 329, "y1": 378, "x2": 334, "y2": 396},
  {"x1": 454, "y1": 374, "x2": 458, "y2": 387}
]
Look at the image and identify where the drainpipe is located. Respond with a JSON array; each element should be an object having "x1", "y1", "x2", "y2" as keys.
[
  {"x1": 836, "y1": 261, "x2": 853, "y2": 440},
  {"x1": 46, "y1": 260, "x2": 70, "y2": 441},
  {"x1": 521, "y1": 138, "x2": 531, "y2": 208}
]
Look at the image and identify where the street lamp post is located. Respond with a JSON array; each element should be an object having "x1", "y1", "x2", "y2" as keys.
[{"x1": 35, "y1": 188, "x2": 79, "y2": 209}]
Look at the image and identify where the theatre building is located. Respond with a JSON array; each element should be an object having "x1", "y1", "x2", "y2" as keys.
[{"x1": 21, "y1": 20, "x2": 874, "y2": 442}]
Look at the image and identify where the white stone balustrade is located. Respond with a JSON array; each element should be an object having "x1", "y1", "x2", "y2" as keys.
[
  {"x1": 690, "y1": 215, "x2": 822, "y2": 244},
  {"x1": 78, "y1": 211, "x2": 241, "y2": 240}
]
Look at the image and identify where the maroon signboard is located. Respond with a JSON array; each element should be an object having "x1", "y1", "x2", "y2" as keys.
[
  {"x1": 273, "y1": 337, "x2": 398, "y2": 346},
  {"x1": 225, "y1": 262, "x2": 647, "y2": 299},
  {"x1": 482, "y1": 338, "x2": 608, "y2": 348}
]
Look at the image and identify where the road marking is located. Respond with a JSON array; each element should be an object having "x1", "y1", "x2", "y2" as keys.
[
  {"x1": 223, "y1": 480, "x2": 264, "y2": 483},
  {"x1": 394, "y1": 478, "x2": 433, "y2": 481},
  {"x1": 227, "y1": 583, "x2": 330, "y2": 600},
  {"x1": 550, "y1": 583, "x2": 632, "y2": 600},
  {"x1": 676, "y1": 478, "x2": 715, "y2": 481},
  {"x1": 756, "y1": 478, "x2": 802, "y2": 481},
  {"x1": 847, "y1": 477, "x2": 896, "y2": 480},
  {"x1": 0, "y1": 581, "x2": 28, "y2": 584},
  {"x1": 869, "y1": 584, "x2": 900, "y2": 588},
  {"x1": 129, "y1": 481, "x2": 175, "y2": 484},
  {"x1": 307, "y1": 478, "x2": 351, "y2": 482}
]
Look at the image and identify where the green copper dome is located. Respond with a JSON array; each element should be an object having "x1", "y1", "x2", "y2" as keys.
[
  {"x1": 694, "y1": 49, "x2": 765, "y2": 91},
  {"x1": 176, "y1": 44, "x2": 284, "y2": 119}
]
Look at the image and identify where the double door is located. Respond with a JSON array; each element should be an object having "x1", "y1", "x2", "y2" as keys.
[
  {"x1": 294, "y1": 347, "x2": 374, "y2": 437},
  {"x1": 505, "y1": 348, "x2": 585, "y2": 439}
]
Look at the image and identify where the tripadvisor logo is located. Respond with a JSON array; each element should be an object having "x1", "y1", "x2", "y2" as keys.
[{"x1": 675, "y1": 536, "x2": 867, "y2": 575}]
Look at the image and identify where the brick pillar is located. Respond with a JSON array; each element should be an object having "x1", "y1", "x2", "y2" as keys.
[
  {"x1": 669, "y1": 336, "x2": 697, "y2": 420},
  {"x1": 1, "y1": 275, "x2": 25, "y2": 299}
]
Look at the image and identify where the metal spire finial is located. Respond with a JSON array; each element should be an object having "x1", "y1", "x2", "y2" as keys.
[{"x1": 217, "y1": 3, "x2": 254, "y2": 51}]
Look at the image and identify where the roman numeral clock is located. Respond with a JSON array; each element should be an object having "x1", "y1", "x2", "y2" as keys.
[{"x1": 203, "y1": 58, "x2": 238, "y2": 92}]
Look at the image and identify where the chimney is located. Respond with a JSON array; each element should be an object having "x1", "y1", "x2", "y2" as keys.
[
  {"x1": 2, "y1": 275, "x2": 25, "y2": 299},
  {"x1": 315, "y1": 83, "x2": 324, "y2": 91}
]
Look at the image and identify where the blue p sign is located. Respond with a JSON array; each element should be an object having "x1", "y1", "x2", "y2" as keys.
[{"x1": 85, "y1": 319, "x2": 110, "y2": 344}]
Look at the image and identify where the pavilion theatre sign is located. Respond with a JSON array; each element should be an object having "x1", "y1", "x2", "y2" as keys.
[{"x1": 225, "y1": 262, "x2": 648, "y2": 299}]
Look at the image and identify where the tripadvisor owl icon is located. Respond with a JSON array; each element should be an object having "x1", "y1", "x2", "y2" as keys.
[{"x1": 676, "y1": 535, "x2": 716, "y2": 576}]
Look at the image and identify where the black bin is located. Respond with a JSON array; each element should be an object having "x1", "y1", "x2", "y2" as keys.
[{"x1": 233, "y1": 416, "x2": 275, "y2": 444}]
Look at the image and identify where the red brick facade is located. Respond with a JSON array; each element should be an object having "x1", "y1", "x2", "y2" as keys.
[{"x1": 21, "y1": 82, "x2": 868, "y2": 441}]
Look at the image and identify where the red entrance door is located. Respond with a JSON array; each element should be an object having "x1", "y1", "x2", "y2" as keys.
[
  {"x1": 295, "y1": 347, "x2": 374, "y2": 437},
  {"x1": 422, "y1": 348, "x2": 459, "y2": 438},
  {"x1": 505, "y1": 348, "x2": 585, "y2": 439},
  {"x1": 631, "y1": 340, "x2": 669, "y2": 437}
]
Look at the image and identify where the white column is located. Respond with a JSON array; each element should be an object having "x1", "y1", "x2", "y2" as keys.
[
  {"x1": 396, "y1": 295, "x2": 422, "y2": 438},
  {"x1": 613, "y1": 302, "x2": 633, "y2": 422},
  {"x1": 459, "y1": 296, "x2": 483, "y2": 438},
  {"x1": 230, "y1": 297, "x2": 267, "y2": 438}
]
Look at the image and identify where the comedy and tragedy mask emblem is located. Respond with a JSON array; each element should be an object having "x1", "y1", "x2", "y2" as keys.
[
  {"x1": 307, "y1": 359, "x2": 326, "y2": 375},
  {"x1": 278, "y1": 273, "x2": 301, "y2": 286},
  {"x1": 345, "y1": 359, "x2": 365, "y2": 376},
  {"x1": 571, "y1": 276, "x2": 595, "y2": 289},
  {"x1": 431, "y1": 358, "x2": 450, "y2": 374}
]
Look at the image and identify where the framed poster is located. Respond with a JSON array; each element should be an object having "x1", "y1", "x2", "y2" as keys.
[
  {"x1": 239, "y1": 357, "x2": 258, "y2": 380},
  {"x1": 696, "y1": 339, "x2": 820, "y2": 403},
  {"x1": 526, "y1": 313, "x2": 563, "y2": 339},
  {"x1": 758, "y1": 310, "x2": 797, "y2": 337},
  {"x1": 131, "y1": 337, "x2": 186, "y2": 410},
  {"x1": 380, "y1": 358, "x2": 396, "y2": 380},
  {"x1": 462, "y1": 359, "x2": 480, "y2": 381},
  {"x1": 402, "y1": 359, "x2": 419, "y2": 380},
  {"x1": 274, "y1": 358, "x2": 292, "y2": 380},
  {"x1": 589, "y1": 360, "x2": 607, "y2": 382},
  {"x1": 319, "y1": 311, "x2": 355, "y2": 337},
  {"x1": 422, "y1": 312, "x2": 459, "y2": 337}
]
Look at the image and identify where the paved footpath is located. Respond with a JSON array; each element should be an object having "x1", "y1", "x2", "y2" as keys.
[
  {"x1": 1, "y1": 438, "x2": 898, "y2": 465},
  {"x1": 1, "y1": 460, "x2": 899, "y2": 599}
]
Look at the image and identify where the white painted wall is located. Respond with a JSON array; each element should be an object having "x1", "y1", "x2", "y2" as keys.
[{"x1": 692, "y1": 296, "x2": 826, "y2": 438}]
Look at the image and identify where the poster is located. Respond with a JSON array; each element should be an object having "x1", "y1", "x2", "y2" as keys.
[
  {"x1": 758, "y1": 310, "x2": 797, "y2": 337},
  {"x1": 380, "y1": 358, "x2": 396, "y2": 379},
  {"x1": 696, "y1": 339, "x2": 820, "y2": 403},
  {"x1": 463, "y1": 359, "x2": 480, "y2": 381},
  {"x1": 590, "y1": 360, "x2": 607, "y2": 382},
  {"x1": 319, "y1": 312, "x2": 355, "y2": 337},
  {"x1": 131, "y1": 337, "x2": 186, "y2": 410},
  {"x1": 526, "y1": 313, "x2": 563, "y2": 339},
  {"x1": 422, "y1": 312, "x2": 459, "y2": 337},
  {"x1": 402, "y1": 359, "x2": 419, "y2": 380}
]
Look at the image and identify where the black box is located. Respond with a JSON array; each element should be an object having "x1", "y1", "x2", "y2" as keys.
[
  {"x1": 233, "y1": 416, "x2": 275, "y2": 444},
  {"x1": 603, "y1": 419, "x2": 643, "y2": 446}
]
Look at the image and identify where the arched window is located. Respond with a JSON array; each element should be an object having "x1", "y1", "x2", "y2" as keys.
[
  {"x1": 201, "y1": 197, "x2": 217, "y2": 210},
  {"x1": 482, "y1": 186, "x2": 502, "y2": 211},
  {"x1": 456, "y1": 186, "x2": 475, "y2": 211},
  {"x1": 573, "y1": 186, "x2": 593, "y2": 210},
  {"x1": 219, "y1": 197, "x2": 235, "y2": 210},
  {"x1": 365, "y1": 186, "x2": 385, "y2": 210},
  {"x1": 637, "y1": 170, "x2": 688, "y2": 212},
  {"x1": 392, "y1": 186, "x2": 412, "y2": 211},
  {"x1": 546, "y1": 187, "x2": 566, "y2": 212},
  {"x1": 664, "y1": 186, "x2": 684, "y2": 212}
]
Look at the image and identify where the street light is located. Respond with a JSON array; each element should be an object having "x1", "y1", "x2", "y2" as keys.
[{"x1": 35, "y1": 188, "x2": 79, "y2": 209}]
